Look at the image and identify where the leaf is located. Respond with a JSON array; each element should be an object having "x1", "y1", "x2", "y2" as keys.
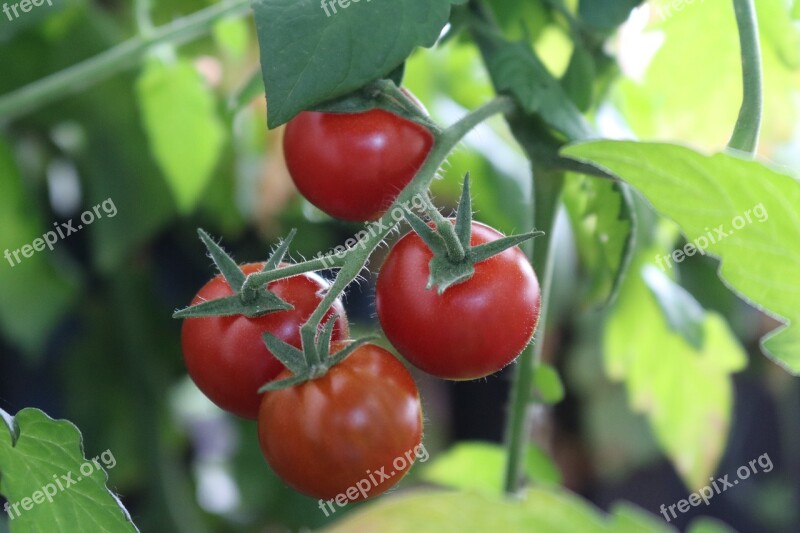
[
  {"x1": 420, "y1": 441, "x2": 560, "y2": 494},
  {"x1": 253, "y1": 0, "x2": 466, "y2": 128},
  {"x1": 604, "y1": 248, "x2": 747, "y2": 490},
  {"x1": 323, "y1": 488, "x2": 674, "y2": 532},
  {"x1": 136, "y1": 58, "x2": 226, "y2": 213},
  {"x1": 561, "y1": 45, "x2": 596, "y2": 112},
  {"x1": 562, "y1": 173, "x2": 635, "y2": 307},
  {"x1": 617, "y1": 0, "x2": 799, "y2": 150},
  {"x1": 0, "y1": 139, "x2": 78, "y2": 356},
  {"x1": 686, "y1": 517, "x2": 738, "y2": 533},
  {"x1": 563, "y1": 141, "x2": 800, "y2": 372},
  {"x1": 578, "y1": 0, "x2": 644, "y2": 33},
  {"x1": 472, "y1": 26, "x2": 593, "y2": 140},
  {"x1": 533, "y1": 363, "x2": 565, "y2": 404},
  {"x1": 642, "y1": 265, "x2": 706, "y2": 349},
  {"x1": 213, "y1": 16, "x2": 250, "y2": 59},
  {"x1": 0, "y1": 408, "x2": 138, "y2": 532}
]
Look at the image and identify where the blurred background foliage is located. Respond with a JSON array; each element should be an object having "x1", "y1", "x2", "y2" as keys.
[{"x1": 1, "y1": 0, "x2": 799, "y2": 531}]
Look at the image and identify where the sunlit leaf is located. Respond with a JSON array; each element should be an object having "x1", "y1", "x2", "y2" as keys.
[
  {"x1": 562, "y1": 173, "x2": 635, "y2": 306},
  {"x1": 604, "y1": 248, "x2": 747, "y2": 490},
  {"x1": 533, "y1": 363, "x2": 565, "y2": 404},
  {"x1": 213, "y1": 16, "x2": 250, "y2": 59},
  {"x1": 136, "y1": 58, "x2": 226, "y2": 213},
  {"x1": 617, "y1": 0, "x2": 800, "y2": 150},
  {"x1": 564, "y1": 141, "x2": 800, "y2": 372},
  {"x1": 324, "y1": 488, "x2": 673, "y2": 532},
  {"x1": 420, "y1": 441, "x2": 560, "y2": 494}
]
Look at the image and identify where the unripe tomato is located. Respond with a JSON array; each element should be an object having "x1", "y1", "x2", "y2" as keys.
[
  {"x1": 376, "y1": 222, "x2": 541, "y2": 380},
  {"x1": 258, "y1": 342, "x2": 423, "y2": 500},
  {"x1": 283, "y1": 104, "x2": 433, "y2": 222},
  {"x1": 181, "y1": 263, "x2": 348, "y2": 419}
]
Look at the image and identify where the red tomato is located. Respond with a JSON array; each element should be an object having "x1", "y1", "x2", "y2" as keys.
[
  {"x1": 283, "y1": 106, "x2": 433, "y2": 221},
  {"x1": 181, "y1": 263, "x2": 348, "y2": 419},
  {"x1": 376, "y1": 222, "x2": 541, "y2": 380},
  {"x1": 258, "y1": 342, "x2": 423, "y2": 501}
]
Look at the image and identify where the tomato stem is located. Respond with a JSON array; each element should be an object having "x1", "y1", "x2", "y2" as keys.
[
  {"x1": 502, "y1": 203, "x2": 559, "y2": 494},
  {"x1": 291, "y1": 96, "x2": 517, "y2": 367},
  {"x1": 0, "y1": 0, "x2": 251, "y2": 124},
  {"x1": 728, "y1": 0, "x2": 763, "y2": 155}
]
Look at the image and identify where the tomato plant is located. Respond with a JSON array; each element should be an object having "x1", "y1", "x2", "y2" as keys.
[
  {"x1": 376, "y1": 221, "x2": 541, "y2": 380},
  {"x1": 257, "y1": 342, "x2": 423, "y2": 500},
  {"x1": 283, "y1": 107, "x2": 434, "y2": 221},
  {"x1": 181, "y1": 263, "x2": 348, "y2": 419},
  {"x1": 2, "y1": 0, "x2": 797, "y2": 531}
]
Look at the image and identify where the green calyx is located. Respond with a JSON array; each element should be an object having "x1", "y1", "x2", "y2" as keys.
[
  {"x1": 404, "y1": 174, "x2": 544, "y2": 294},
  {"x1": 172, "y1": 229, "x2": 297, "y2": 319},
  {"x1": 311, "y1": 78, "x2": 441, "y2": 135},
  {"x1": 259, "y1": 321, "x2": 377, "y2": 392}
]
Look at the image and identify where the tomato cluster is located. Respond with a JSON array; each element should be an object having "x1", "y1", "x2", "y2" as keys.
[{"x1": 178, "y1": 96, "x2": 541, "y2": 503}]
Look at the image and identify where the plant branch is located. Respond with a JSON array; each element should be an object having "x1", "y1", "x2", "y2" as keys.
[
  {"x1": 0, "y1": 0, "x2": 251, "y2": 124},
  {"x1": 728, "y1": 0, "x2": 763, "y2": 155}
]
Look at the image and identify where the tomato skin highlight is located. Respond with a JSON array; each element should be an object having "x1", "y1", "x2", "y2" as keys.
[
  {"x1": 376, "y1": 222, "x2": 541, "y2": 380},
  {"x1": 181, "y1": 263, "x2": 348, "y2": 420},
  {"x1": 283, "y1": 107, "x2": 434, "y2": 222},
  {"x1": 258, "y1": 342, "x2": 423, "y2": 501}
]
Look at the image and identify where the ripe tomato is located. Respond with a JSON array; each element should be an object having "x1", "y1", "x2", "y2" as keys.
[
  {"x1": 283, "y1": 106, "x2": 433, "y2": 222},
  {"x1": 258, "y1": 342, "x2": 423, "y2": 500},
  {"x1": 181, "y1": 263, "x2": 348, "y2": 420},
  {"x1": 376, "y1": 222, "x2": 541, "y2": 380}
]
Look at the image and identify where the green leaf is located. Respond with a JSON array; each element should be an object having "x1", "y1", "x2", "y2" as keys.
[
  {"x1": 197, "y1": 229, "x2": 245, "y2": 292},
  {"x1": 578, "y1": 0, "x2": 643, "y2": 33},
  {"x1": 617, "y1": 0, "x2": 798, "y2": 150},
  {"x1": 562, "y1": 173, "x2": 635, "y2": 307},
  {"x1": 604, "y1": 247, "x2": 747, "y2": 490},
  {"x1": 533, "y1": 363, "x2": 565, "y2": 404},
  {"x1": 253, "y1": 0, "x2": 466, "y2": 128},
  {"x1": 0, "y1": 139, "x2": 78, "y2": 356},
  {"x1": 563, "y1": 141, "x2": 800, "y2": 373},
  {"x1": 686, "y1": 517, "x2": 738, "y2": 533},
  {"x1": 561, "y1": 45, "x2": 596, "y2": 112},
  {"x1": 0, "y1": 408, "x2": 138, "y2": 532},
  {"x1": 420, "y1": 441, "x2": 560, "y2": 494},
  {"x1": 642, "y1": 266, "x2": 706, "y2": 349},
  {"x1": 323, "y1": 488, "x2": 674, "y2": 532},
  {"x1": 136, "y1": 58, "x2": 226, "y2": 213},
  {"x1": 213, "y1": 16, "x2": 250, "y2": 59},
  {"x1": 472, "y1": 25, "x2": 593, "y2": 140}
]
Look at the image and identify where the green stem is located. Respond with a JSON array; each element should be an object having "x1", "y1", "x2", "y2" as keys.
[
  {"x1": 135, "y1": 0, "x2": 155, "y2": 37},
  {"x1": 298, "y1": 96, "x2": 517, "y2": 349},
  {"x1": 728, "y1": 0, "x2": 763, "y2": 155},
  {"x1": 502, "y1": 198, "x2": 559, "y2": 494},
  {"x1": 0, "y1": 0, "x2": 250, "y2": 123}
]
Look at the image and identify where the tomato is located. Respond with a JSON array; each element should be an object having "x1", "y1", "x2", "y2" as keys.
[
  {"x1": 258, "y1": 342, "x2": 423, "y2": 501},
  {"x1": 283, "y1": 106, "x2": 434, "y2": 222},
  {"x1": 181, "y1": 263, "x2": 348, "y2": 420},
  {"x1": 376, "y1": 222, "x2": 541, "y2": 380}
]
